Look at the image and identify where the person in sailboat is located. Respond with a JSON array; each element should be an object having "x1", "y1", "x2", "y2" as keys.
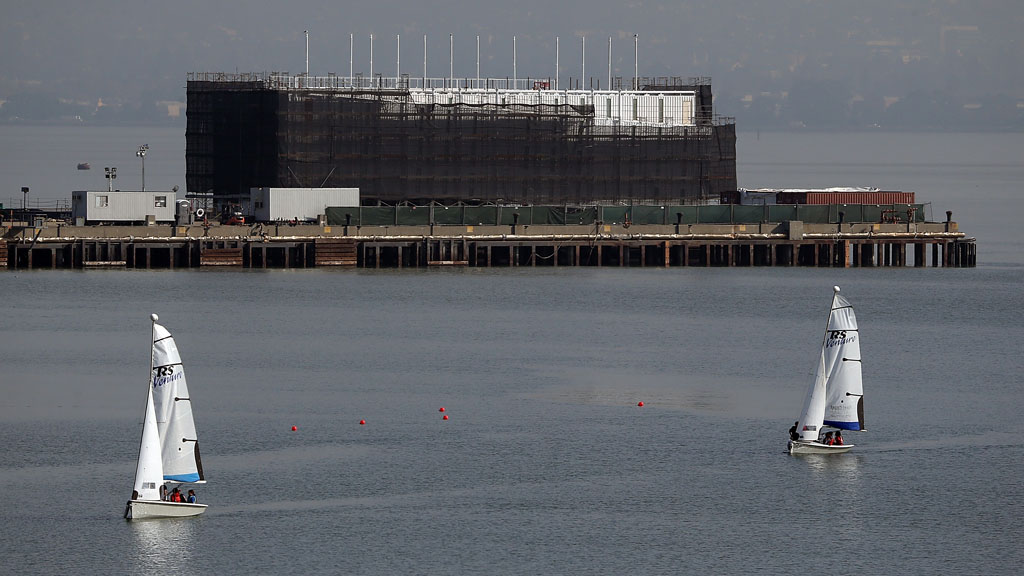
[
  {"x1": 834, "y1": 431, "x2": 844, "y2": 446},
  {"x1": 159, "y1": 484, "x2": 168, "y2": 501},
  {"x1": 187, "y1": 489, "x2": 197, "y2": 504},
  {"x1": 789, "y1": 421, "x2": 799, "y2": 441},
  {"x1": 822, "y1": 431, "x2": 834, "y2": 445}
]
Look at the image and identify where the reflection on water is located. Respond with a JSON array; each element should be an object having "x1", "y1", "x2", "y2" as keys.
[
  {"x1": 129, "y1": 517, "x2": 199, "y2": 576},
  {"x1": 802, "y1": 452, "x2": 864, "y2": 479},
  {"x1": 799, "y1": 453, "x2": 867, "y2": 538}
]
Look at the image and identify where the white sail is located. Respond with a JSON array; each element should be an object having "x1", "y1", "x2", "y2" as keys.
[
  {"x1": 795, "y1": 286, "x2": 865, "y2": 442},
  {"x1": 822, "y1": 292, "x2": 865, "y2": 431},
  {"x1": 130, "y1": 384, "x2": 164, "y2": 501},
  {"x1": 796, "y1": 349, "x2": 828, "y2": 442},
  {"x1": 151, "y1": 322, "x2": 205, "y2": 483}
]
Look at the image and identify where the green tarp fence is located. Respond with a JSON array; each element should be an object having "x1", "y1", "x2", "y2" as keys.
[
  {"x1": 428, "y1": 206, "x2": 461, "y2": 225},
  {"x1": 325, "y1": 207, "x2": 361, "y2": 226},
  {"x1": 327, "y1": 204, "x2": 926, "y2": 227},
  {"x1": 697, "y1": 205, "x2": 733, "y2": 224}
]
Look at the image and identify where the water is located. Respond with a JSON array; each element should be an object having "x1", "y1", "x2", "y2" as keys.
[{"x1": 2, "y1": 130, "x2": 1023, "y2": 574}]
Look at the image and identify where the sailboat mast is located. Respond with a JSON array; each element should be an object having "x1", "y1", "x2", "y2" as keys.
[
  {"x1": 818, "y1": 289, "x2": 839, "y2": 383},
  {"x1": 821, "y1": 287, "x2": 840, "y2": 348},
  {"x1": 149, "y1": 314, "x2": 157, "y2": 393}
]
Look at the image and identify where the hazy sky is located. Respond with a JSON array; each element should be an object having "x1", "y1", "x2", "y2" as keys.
[{"x1": 3, "y1": 0, "x2": 1022, "y2": 109}]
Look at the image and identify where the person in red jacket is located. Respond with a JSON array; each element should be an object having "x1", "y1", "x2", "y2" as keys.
[{"x1": 834, "y1": 431, "x2": 844, "y2": 445}]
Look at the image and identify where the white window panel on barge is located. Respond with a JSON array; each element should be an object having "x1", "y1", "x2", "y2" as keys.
[{"x1": 266, "y1": 73, "x2": 697, "y2": 128}]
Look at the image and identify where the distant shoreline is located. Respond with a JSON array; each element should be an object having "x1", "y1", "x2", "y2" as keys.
[{"x1": 1, "y1": 120, "x2": 1022, "y2": 134}]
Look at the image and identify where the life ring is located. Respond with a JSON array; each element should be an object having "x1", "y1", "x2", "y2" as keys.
[{"x1": 195, "y1": 208, "x2": 205, "y2": 218}]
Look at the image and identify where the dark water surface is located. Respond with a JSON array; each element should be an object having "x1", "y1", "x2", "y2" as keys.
[
  {"x1": 1, "y1": 266, "x2": 1022, "y2": 574},
  {"x1": 2, "y1": 129, "x2": 1023, "y2": 574}
]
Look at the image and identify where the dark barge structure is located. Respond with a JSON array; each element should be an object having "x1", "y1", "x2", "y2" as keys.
[{"x1": 185, "y1": 72, "x2": 736, "y2": 211}]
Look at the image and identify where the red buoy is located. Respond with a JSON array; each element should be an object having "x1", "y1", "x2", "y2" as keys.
[
  {"x1": 359, "y1": 420, "x2": 366, "y2": 425},
  {"x1": 439, "y1": 407, "x2": 446, "y2": 412},
  {"x1": 637, "y1": 401, "x2": 644, "y2": 407},
  {"x1": 291, "y1": 425, "x2": 297, "y2": 431},
  {"x1": 442, "y1": 414, "x2": 448, "y2": 420}
]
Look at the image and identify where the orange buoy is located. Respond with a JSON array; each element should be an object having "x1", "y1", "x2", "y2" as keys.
[
  {"x1": 439, "y1": 407, "x2": 446, "y2": 412},
  {"x1": 359, "y1": 420, "x2": 366, "y2": 425},
  {"x1": 291, "y1": 425, "x2": 297, "y2": 431},
  {"x1": 637, "y1": 401, "x2": 644, "y2": 407},
  {"x1": 442, "y1": 414, "x2": 448, "y2": 420}
]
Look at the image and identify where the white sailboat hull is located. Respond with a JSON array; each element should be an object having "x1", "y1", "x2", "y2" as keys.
[
  {"x1": 125, "y1": 499, "x2": 207, "y2": 520},
  {"x1": 788, "y1": 440, "x2": 854, "y2": 455}
]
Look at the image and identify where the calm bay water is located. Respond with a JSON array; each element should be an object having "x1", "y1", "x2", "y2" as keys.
[{"x1": 1, "y1": 128, "x2": 1023, "y2": 574}]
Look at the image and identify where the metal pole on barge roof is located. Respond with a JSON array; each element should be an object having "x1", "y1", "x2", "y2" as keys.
[
  {"x1": 555, "y1": 37, "x2": 559, "y2": 90},
  {"x1": 581, "y1": 35, "x2": 585, "y2": 91},
  {"x1": 349, "y1": 34, "x2": 353, "y2": 87},
  {"x1": 397, "y1": 34, "x2": 400, "y2": 81},
  {"x1": 304, "y1": 30, "x2": 309, "y2": 75},
  {"x1": 423, "y1": 34, "x2": 427, "y2": 87},
  {"x1": 608, "y1": 37, "x2": 612, "y2": 90},
  {"x1": 476, "y1": 35, "x2": 480, "y2": 85},
  {"x1": 513, "y1": 36, "x2": 517, "y2": 89},
  {"x1": 449, "y1": 33, "x2": 454, "y2": 88},
  {"x1": 369, "y1": 33, "x2": 374, "y2": 88},
  {"x1": 633, "y1": 34, "x2": 638, "y2": 90}
]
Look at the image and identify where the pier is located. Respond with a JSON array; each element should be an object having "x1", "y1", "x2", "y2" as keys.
[{"x1": 1, "y1": 220, "x2": 976, "y2": 270}]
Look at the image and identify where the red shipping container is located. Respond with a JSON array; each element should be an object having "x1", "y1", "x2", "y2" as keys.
[{"x1": 804, "y1": 191, "x2": 915, "y2": 205}]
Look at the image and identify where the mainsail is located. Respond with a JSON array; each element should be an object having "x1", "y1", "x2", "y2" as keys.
[
  {"x1": 151, "y1": 322, "x2": 205, "y2": 483},
  {"x1": 821, "y1": 291, "x2": 865, "y2": 431}
]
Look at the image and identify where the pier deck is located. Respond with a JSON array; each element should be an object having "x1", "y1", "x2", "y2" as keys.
[{"x1": 1, "y1": 221, "x2": 976, "y2": 270}]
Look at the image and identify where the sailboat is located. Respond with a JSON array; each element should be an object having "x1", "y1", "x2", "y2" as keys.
[
  {"x1": 125, "y1": 314, "x2": 208, "y2": 520},
  {"x1": 787, "y1": 286, "x2": 866, "y2": 455}
]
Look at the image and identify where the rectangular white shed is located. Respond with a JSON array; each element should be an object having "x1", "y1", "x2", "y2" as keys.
[
  {"x1": 71, "y1": 190, "x2": 176, "y2": 224},
  {"x1": 250, "y1": 187, "x2": 359, "y2": 222}
]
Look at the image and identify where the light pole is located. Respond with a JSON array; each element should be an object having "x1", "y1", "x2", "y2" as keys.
[
  {"x1": 136, "y1": 144, "x2": 149, "y2": 192},
  {"x1": 21, "y1": 186, "x2": 28, "y2": 224},
  {"x1": 105, "y1": 166, "x2": 117, "y2": 192}
]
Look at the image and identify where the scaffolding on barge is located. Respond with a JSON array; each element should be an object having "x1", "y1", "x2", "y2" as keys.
[{"x1": 186, "y1": 72, "x2": 736, "y2": 212}]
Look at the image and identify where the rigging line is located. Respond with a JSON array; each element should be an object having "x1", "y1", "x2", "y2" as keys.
[{"x1": 319, "y1": 166, "x2": 337, "y2": 188}]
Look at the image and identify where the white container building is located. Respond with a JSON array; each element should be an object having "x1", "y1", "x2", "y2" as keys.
[
  {"x1": 250, "y1": 187, "x2": 359, "y2": 222},
  {"x1": 71, "y1": 190, "x2": 177, "y2": 224}
]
